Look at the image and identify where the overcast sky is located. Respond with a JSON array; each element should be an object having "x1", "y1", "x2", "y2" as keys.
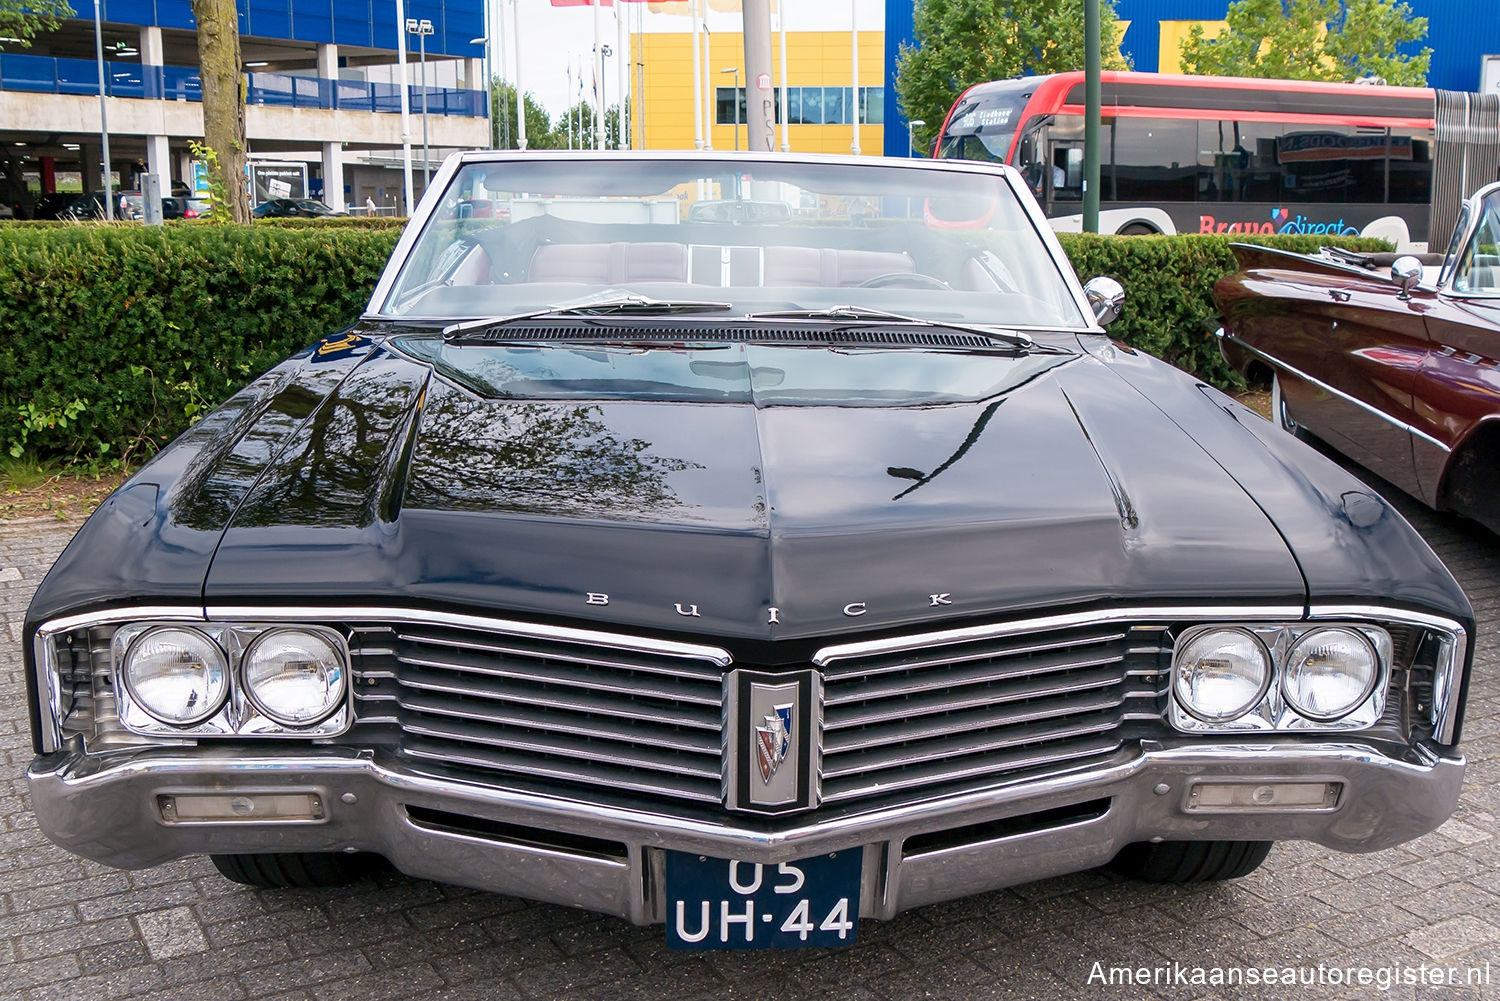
[{"x1": 487, "y1": 0, "x2": 886, "y2": 117}]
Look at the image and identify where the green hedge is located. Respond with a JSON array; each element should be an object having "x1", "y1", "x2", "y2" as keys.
[
  {"x1": 0, "y1": 225, "x2": 399, "y2": 464},
  {"x1": 0, "y1": 225, "x2": 1387, "y2": 465},
  {"x1": 1057, "y1": 232, "x2": 1391, "y2": 386}
]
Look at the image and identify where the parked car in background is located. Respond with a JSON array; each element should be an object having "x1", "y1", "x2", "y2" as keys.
[
  {"x1": 163, "y1": 196, "x2": 212, "y2": 220},
  {"x1": 253, "y1": 197, "x2": 347, "y2": 218},
  {"x1": 26, "y1": 152, "x2": 1473, "y2": 950},
  {"x1": 1218, "y1": 180, "x2": 1500, "y2": 535}
]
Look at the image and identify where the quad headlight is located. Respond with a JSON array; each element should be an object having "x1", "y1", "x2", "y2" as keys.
[
  {"x1": 1172, "y1": 628, "x2": 1271, "y2": 722},
  {"x1": 122, "y1": 627, "x2": 230, "y2": 726},
  {"x1": 111, "y1": 622, "x2": 350, "y2": 737},
  {"x1": 243, "y1": 629, "x2": 347, "y2": 726},
  {"x1": 1282, "y1": 628, "x2": 1378, "y2": 721},
  {"x1": 1170, "y1": 622, "x2": 1391, "y2": 732}
]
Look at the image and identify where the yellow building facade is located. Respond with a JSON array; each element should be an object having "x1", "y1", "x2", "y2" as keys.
[{"x1": 633, "y1": 28, "x2": 885, "y2": 155}]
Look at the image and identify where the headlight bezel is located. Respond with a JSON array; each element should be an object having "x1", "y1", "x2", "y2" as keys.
[
  {"x1": 1171, "y1": 626, "x2": 1273, "y2": 724},
  {"x1": 111, "y1": 621, "x2": 352, "y2": 738},
  {"x1": 1281, "y1": 626, "x2": 1380, "y2": 722},
  {"x1": 240, "y1": 627, "x2": 349, "y2": 730},
  {"x1": 1169, "y1": 621, "x2": 1393, "y2": 733},
  {"x1": 120, "y1": 625, "x2": 231, "y2": 728}
]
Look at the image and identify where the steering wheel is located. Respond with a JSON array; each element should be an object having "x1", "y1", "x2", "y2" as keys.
[{"x1": 857, "y1": 272, "x2": 953, "y2": 290}]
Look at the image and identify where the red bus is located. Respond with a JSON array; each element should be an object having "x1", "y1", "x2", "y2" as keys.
[{"x1": 934, "y1": 71, "x2": 1500, "y2": 250}]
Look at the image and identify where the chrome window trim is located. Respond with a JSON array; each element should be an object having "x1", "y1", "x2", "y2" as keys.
[
  {"x1": 1221, "y1": 335, "x2": 1451, "y2": 453},
  {"x1": 1439, "y1": 180, "x2": 1500, "y2": 294},
  {"x1": 363, "y1": 151, "x2": 1099, "y2": 332}
]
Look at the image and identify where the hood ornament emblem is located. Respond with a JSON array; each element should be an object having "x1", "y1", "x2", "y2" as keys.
[{"x1": 755, "y1": 705, "x2": 793, "y2": 784}]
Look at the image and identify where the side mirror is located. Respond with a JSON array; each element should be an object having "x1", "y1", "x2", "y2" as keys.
[
  {"x1": 1392, "y1": 255, "x2": 1423, "y2": 298},
  {"x1": 1084, "y1": 276, "x2": 1125, "y2": 326}
]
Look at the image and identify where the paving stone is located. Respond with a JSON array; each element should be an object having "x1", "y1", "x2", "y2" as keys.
[{"x1": 135, "y1": 904, "x2": 210, "y2": 960}]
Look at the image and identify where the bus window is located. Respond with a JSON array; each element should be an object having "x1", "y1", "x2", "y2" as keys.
[{"x1": 1110, "y1": 117, "x2": 1197, "y2": 202}]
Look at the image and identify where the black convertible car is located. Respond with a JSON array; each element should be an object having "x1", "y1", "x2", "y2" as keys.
[{"x1": 25, "y1": 152, "x2": 1471, "y2": 949}]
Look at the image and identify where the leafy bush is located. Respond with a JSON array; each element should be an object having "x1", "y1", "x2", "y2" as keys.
[
  {"x1": 0, "y1": 224, "x2": 399, "y2": 465},
  {"x1": 1056, "y1": 232, "x2": 1392, "y2": 386},
  {"x1": 0, "y1": 225, "x2": 1388, "y2": 464}
]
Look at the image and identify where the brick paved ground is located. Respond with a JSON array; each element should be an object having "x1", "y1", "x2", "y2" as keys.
[{"x1": 3, "y1": 468, "x2": 1499, "y2": 1001}]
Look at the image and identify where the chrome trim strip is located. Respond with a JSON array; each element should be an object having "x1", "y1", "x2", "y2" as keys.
[
  {"x1": 367, "y1": 151, "x2": 466, "y2": 313},
  {"x1": 1310, "y1": 605, "x2": 1468, "y2": 744},
  {"x1": 811, "y1": 605, "x2": 1305, "y2": 666},
  {"x1": 1222, "y1": 336, "x2": 1451, "y2": 453},
  {"x1": 205, "y1": 605, "x2": 733, "y2": 667},
  {"x1": 32, "y1": 606, "x2": 206, "y2": 754}
]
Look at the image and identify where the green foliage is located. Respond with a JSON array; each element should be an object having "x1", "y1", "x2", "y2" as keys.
[
  {"x1": 0, "y1": 226, "x2": 1389, "y2": 464},
  {"x1": 1179, "y1": 0, "x2": 1430, "y2": 86},
  {"x1": 1056, "y1": 232, "x2": 1390, "y2": 386},
  {"x1": 187, "y1": 141, "x2": 231, "y2": 224},
  {"x1": 554, "y1": 102, "x2": 623, "y2": 150},
  {"x1": 0, "y1": 1, "x2": 73, "y2": 48},
  {"x1": 490, "y1": 79, "x2": 561, "y2": 149},
  {"x1": 896, "y1": 0, "x2": 1130, "y2": 154},
  {"x1": 0, "y1": 224, "x2": 399, "y2": 463}
]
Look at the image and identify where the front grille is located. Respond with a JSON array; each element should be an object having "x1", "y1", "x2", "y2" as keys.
[
  {"x1": 818, "y1": 625, "x2": 1168, "y2": 805},
  {"x1": 350, "y1": 624, "x2": 726, "y2": 804},
  {"x1": 349, "y1": 618, "x2": 1170, "y2": 817}
]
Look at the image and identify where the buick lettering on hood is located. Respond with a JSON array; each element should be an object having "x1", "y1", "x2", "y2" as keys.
[{"x1": 24, "y1": 152, "x2": 1472, "y2": 950}]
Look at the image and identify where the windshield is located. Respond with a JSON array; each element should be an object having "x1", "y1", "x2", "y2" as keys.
[{"x1": 380, "y1": 157, "x2": 1086, "y2": 328}]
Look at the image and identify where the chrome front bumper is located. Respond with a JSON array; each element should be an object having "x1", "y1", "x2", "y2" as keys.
[{"x1": 29, "y1": 741, "x2": 1463, "y2": 924}]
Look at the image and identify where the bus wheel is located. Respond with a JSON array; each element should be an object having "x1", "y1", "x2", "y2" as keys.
[{"x1": 1117, "y1": 223, "x2": 1157, "y2": 236}]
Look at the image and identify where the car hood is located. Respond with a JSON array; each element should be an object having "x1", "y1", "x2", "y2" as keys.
[{"x1": 189, "y1": 340, "x2": 1311, "y2": 642}]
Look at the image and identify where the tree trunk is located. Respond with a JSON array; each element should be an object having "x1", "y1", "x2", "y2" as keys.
[{"x1": 192, "y1": 0, "x2": 250, "y2": 223}]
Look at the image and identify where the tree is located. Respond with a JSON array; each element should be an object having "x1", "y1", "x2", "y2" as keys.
[
  {"x1": 0, "y1": 1, "x2": 71, "y2": 49},
  {"x1": 896, "y1": 0, "x2": 1129, "y2": 155},
  {"x1": 551, "y1": 102, "x2": 622, "y2": 150},
  {"x1": 191, "y1": 0, "x2": 251, "y2": 223},
  {"x1": 1179, "y1": 0, "x2": 1431, "y2": 87},
  {"x1": 489, "y1": 80, "x2": 559, "y2": 150}
]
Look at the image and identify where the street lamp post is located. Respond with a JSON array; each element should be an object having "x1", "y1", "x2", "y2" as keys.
[
  {"x1": 407, "y1": 18, "x2": 434, "y2": 189},
  {"x1": 907, "y1": 118, "x2": 925, "y2": 158},
  {"x1": 91, "y1": 0, "x2": 113, "y2": 220},
  {"x1": 469, "y1": 34, "x2": 492, "y2": 149},
  {"x1": 720, "y1": 67, "x2": 739, "y2": 151}
]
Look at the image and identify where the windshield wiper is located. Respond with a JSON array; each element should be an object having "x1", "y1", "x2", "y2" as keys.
[
  {"x1": 443, "y1": 294, "x2": 734, "y2": 340},
  {"x1": 746, "y1": 305, "x2": 1063, "y2": 353}
]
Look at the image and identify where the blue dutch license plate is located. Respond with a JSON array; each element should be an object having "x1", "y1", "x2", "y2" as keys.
[{"x1": 665, "y1": 850, "x2": 861, "y2": 950}]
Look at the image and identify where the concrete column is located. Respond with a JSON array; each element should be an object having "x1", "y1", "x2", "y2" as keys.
[
  {"x1": 146, "y1": 135, "x2": 172, "y2": 198},
  {"x1": 78, "y1": 142, "x2": 96, "y2": 193},
  {"x1": 177, "y1": 150, "x2": 196, "y2": 191},
  {"x1": 322, "y1": 143, "x2": 346, "y2": 212},
  {"x1": 317, "y1": 43, "x2": 338, "y2": 110},
  {"x1": 140, "y1": 25, "x2": 171, "y2": 196},
  {"x1": 466, "y1": 57, "x2": 483, "y2": 90}
]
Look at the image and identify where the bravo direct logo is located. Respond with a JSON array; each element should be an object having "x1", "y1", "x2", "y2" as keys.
[{"x1": 1199, "y1": 208, "x2": 1360, "y2": 236}]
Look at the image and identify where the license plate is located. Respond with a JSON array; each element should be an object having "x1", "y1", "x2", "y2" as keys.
[{"x1": 665, "y1": 850, "x2": 861, "y2": 950}]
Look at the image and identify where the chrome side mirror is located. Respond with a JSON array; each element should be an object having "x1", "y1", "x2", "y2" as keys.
[
  {"x1": 1084, "y1": 276, "x2": 1125, "y2": 326},
  {"x1": 1392, "y1": 255, "x2": 1423, "y2": 298}
]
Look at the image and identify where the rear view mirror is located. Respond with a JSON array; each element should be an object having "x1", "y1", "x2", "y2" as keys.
[
  {"x1": 1391, "y1": 256, "x2": 1422, "y2": 298},
  {"x1": 1084, "y1": 276, "x2": 1125, "y2": 326}
]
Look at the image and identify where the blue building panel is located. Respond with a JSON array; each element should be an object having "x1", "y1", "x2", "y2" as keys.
[
  {"x1": 883, "y1": 0, "x2": 916, "y2": 155},
  {"x1": 78, "y1": 0, "x2": 481, "y2": 57}
]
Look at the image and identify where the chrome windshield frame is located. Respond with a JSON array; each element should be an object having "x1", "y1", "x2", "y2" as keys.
[{"x1": 363, "y1": 150, "x2": 1100, "y2": 332}]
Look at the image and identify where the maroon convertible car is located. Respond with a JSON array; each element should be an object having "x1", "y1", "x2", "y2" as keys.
[{"x1": 1218, "y1": 180, "x2": 1500, "y2": 535}]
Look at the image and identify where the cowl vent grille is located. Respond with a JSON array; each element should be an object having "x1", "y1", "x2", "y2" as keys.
[{"x1": 460, "y1": 323, "x2": 999, "y2": 349}]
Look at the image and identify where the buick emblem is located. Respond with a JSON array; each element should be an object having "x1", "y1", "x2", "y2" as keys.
[
  {"x1": 724, "y1": 669, "x2": 821, "y2": 813},
  {"x1": 755, "y1": 704, "x2": 793, "y2": 783}
]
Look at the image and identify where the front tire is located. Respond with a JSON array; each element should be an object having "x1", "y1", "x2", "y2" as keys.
[
  {"x1": 210, "y1": 852, "x2": 383, "y2": 888},
  {"x1": 1109, "y1": 840, "x2": 1273, "y2": 883}
]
